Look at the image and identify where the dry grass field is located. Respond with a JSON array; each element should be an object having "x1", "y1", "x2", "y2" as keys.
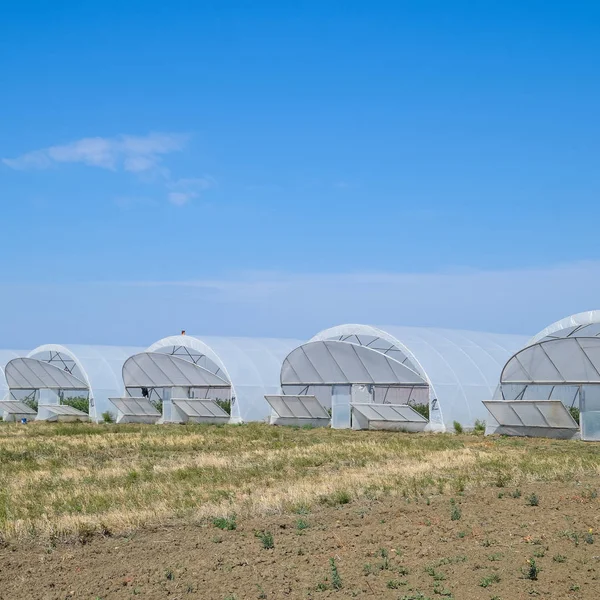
[{"x1": 0, "y1": 423, "x2": 599, "y2": 598}]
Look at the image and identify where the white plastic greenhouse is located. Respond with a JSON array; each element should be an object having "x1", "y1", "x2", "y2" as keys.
[
  {"x1": 114, "y1": 334, "x2": 303, "y2": 424},
  {"x1": 4, "y1": 344, "x2": 143, "y2": 422},
  {"x1": 279, "y1": 324, "x2": 528, "y2": 431},
  {"x1": 0, "y1": 350, "x2": 22, "y2": 400},
  {"x1": 490, "y1": 310, "x2": 600, "y2": 440}
]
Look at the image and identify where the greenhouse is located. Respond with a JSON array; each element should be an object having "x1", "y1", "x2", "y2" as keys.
[
  {"x1": 3, "y1": 344, "x2": 142, "y2": 422},
  {"x1": 114, "y1": 334, "x2": 302, "y2": 423},
  {"x1": 277, "y1": 324, "x2": 528, "y2": 431},
  {"x1": 0, "y1": 350, "x2": 23, "y2": 400},
  {"x1": 490, "y1": 310, "x2": 600, "y2": 441}
]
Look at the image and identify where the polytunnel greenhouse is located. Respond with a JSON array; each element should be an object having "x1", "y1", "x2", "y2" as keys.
[
  {"x1": 0, "y1": 350, "x2": 23, "y2": 400},
  {"x1": 273, "y1": 324, "x2": 528, "y2": 432},
  {"x1": 489, "y1": 310, "x2": 600, "y2": 441},
  {"x1": 2, "y1": 344, "x2": 143, "y2": 422},
  {"x1": 111, "y1": 334, "x2": 302, "y2": 424}
]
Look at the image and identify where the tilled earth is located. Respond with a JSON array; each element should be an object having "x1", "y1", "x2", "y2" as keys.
[{"x1": 1, "y1": 480, "x2": 600, "y2": 599}]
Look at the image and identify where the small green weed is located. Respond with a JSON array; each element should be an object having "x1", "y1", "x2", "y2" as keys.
[
  {"x1": 387, "y1": 579, "x2": 407, "y2": 589},
  {"x1": 512, "y1": 488, "x2": 521, "y2": 498},
  {"x1": 296, "y1": 519, "x2": 309, "y2": 531},
  {"x1": 212, "y1": 515, "x2": 236, "y2": 531},
  {"x1": 165, "y1": 569, "x2": 174, "y2": 581},
  {"x1": 450, "y1": 499, "x2": 461, "y2": 521},
  {"x1": 255, "y1": 530, "x2": 274, "y2": 550},
  {"x1": 330, "y1": 557, "x2": 342, "y2": 590},
  {"x1": 453, "y1": 421, "x2": 463, "y2": 434},
  {"x1": 479, "y1": 574, "x2": 501, "y2": 588},
  {"x1": 320, "y1": 490, "x2": 351, "y2": 507},
  {"x1": 527, "y1": 493, "x2": 539, "y2": 507},
  {"x1": 424, "y1": 566, "x2": 446, "y2": 581},
  {"x1": 525, "y1": 558, "x2": 540, "y2": 580},
  {"x1": 553, "y1": 554, "x2": 567, "y2": 562}
]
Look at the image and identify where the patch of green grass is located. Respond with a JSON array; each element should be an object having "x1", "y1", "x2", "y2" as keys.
[
  {"x1": 255, "y1": 530, "x2": 274, "y2": 550},
  {"x1": 424, "y1": 566, "x2": 446, "y2": 581},
  {"x1": 526, "y1": 493, "x2": 539, "y2": 507},
  {"x1": 212, "y1": 515, "x2": 236, "y2": 530},
  {"x1": 296, "y1": 518, "x2": 309, "y2": 530},
  {"x1": 553, "y1": 554, "x2": 567, "y2": 563},
  {"x1": 473, "y1": 419, "x2": 486, "y2": 434},
  {"x1": 450, "y1": 499, "x2": 461, "y2": 521},
  {"x1": 320, "y1": 490, "x2": 351, "y2": 507},
  {"x1": 387, "y1": 579, "x2": 407, "y2": 589},
  {"x1": 433, "y1": 582, "x2": 453, "y2": 597},
  {"x1": 330, "y1": 557, "x2": 342, "y2": 590},
  {"x1": 479, "y1": 574, "x2": 501, "y2": 588},
  {"x1": 488, "y1": 553, "x2": 503, "y2": 561},
  {"x1": 453, "y1": 421, "x2": 463, "y2": 434}
]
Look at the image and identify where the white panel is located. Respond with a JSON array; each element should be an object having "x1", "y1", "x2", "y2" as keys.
[
  {"x1": 109, "y1": 397, "x2": 161, "y2": 417},
  {"x1": 172, "y1": 398, "x2": 229, "y2": 418},
  {"x1": 282, "y1": 341, "x2": 427, "y2": 386},
  {"x1": 0, "y1": 401, "x2": 36, "y2": 415},
  {"x1": 6, "y1": 358, "x2": 88, "y2": 390},
  {"x1": 484, "y1": 401, "x2": 577, "y2": 429},
  {"x1": 511, "y1": 403, "x2": 548, "y2": 427},
  {"x1": 483, "y1": 402, "x2": 522, "y2": 426},
  {"x1": 265, "y1": 395, "x2": 330, "y2": 419},
  {"x1": 123, "y1": 353, "x2": 230, "y2": 388},
  {"x1": 351, "y1": 403, "x2": 428, "y2": 423}
]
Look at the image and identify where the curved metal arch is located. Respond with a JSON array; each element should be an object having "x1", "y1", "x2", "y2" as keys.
[{"x1": 528, "y1": 310, "x2": 600, "y2": 346}]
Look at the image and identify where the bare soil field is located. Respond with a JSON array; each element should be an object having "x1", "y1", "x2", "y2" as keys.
[{"x1": 0, "y1": 423, "x2": 599, "y2": 599}]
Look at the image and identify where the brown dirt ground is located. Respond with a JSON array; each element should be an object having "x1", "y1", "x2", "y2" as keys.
[{"x1": 2, "y1": 480, "x2": 600, "y2": 600}]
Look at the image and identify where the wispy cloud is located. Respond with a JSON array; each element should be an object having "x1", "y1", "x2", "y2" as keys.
[
  {"x1": 2, "y1": 261, "x2": 600, "y2": 344},
  {"x1": 167, "y1": 177, "x2": 216, "y2": 206},
  {"x1": 2, "y1": 132, "x2": 188, "y2": 173}
]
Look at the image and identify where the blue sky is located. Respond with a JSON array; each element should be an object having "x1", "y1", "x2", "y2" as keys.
[{"x1": 2, "y1": 1, "x2": 600, "y2": 347}]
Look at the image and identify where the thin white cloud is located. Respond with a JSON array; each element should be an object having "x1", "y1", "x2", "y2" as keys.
[
  {"x1": 3, "y1": 132, "x2": 188, "y2": 173},
  {"x1": 2, "y1": 260, "x2": 600, "y2": 344},
  {"x1": 167, "y1": 176, "x2": 216, "y2": 206}
]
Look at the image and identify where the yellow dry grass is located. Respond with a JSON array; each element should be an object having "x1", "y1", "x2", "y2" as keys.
[{"x1": 0, "y1": 421, "x2": 597, "y2": 542}]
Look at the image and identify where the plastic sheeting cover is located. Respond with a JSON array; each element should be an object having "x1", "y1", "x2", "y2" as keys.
[
  {"x1": 310, "y1": 324, "x2": 529, "y2": 430},
  {"x1": 281, "y1": 340, "x2": 427, "y2": 386},
  {"x1": 265, "y1": 395, "x2": 330, "y2": 419},
  {"x1": 27, "y1": 344, "x2": 144, "y2": 421},
  {"x1": 0, "y1": 350, "x2": 24, "y2": 400},
  {"x1": 123, "y1": 352, "x2": 230, "y2": 388},
  {"x1": 5, "y1": 357, "x2": 88, "y2": 390},
  {"x1": 146, "y1": 335, "x2": 303, "y2": 422},
  {"x1": 502, "y1": 338, "x2": 600, "y2": 384}
]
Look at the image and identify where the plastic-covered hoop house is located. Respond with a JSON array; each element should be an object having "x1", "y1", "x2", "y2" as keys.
[
  {"x1": 495, "y1": 310, "x2": 600, "y2": 439},
  {"x1": 0, "y1": 350, "x2": 23, "y2": 400},
  {"x1": 122, "y1": 335, "x2": 303, "y2": 423},
  {"x1": 5, "y1": 344, "x2": 143, "y2": 421},
  {"x1": 280, "y1": 324, "x2": 528, "y2": 431}
]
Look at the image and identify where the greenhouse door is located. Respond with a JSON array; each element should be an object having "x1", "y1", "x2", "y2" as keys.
[
  {"x1": 580, "y1": 388, "x2": 600, "y2": 441},
  {"x1": 331, "y1": 385, "x2": 351, "y2": 429}
]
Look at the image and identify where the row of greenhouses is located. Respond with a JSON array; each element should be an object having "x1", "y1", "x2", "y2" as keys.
[{"x1": 1, "y1": 312, "x2": 600, "y2": 440}]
